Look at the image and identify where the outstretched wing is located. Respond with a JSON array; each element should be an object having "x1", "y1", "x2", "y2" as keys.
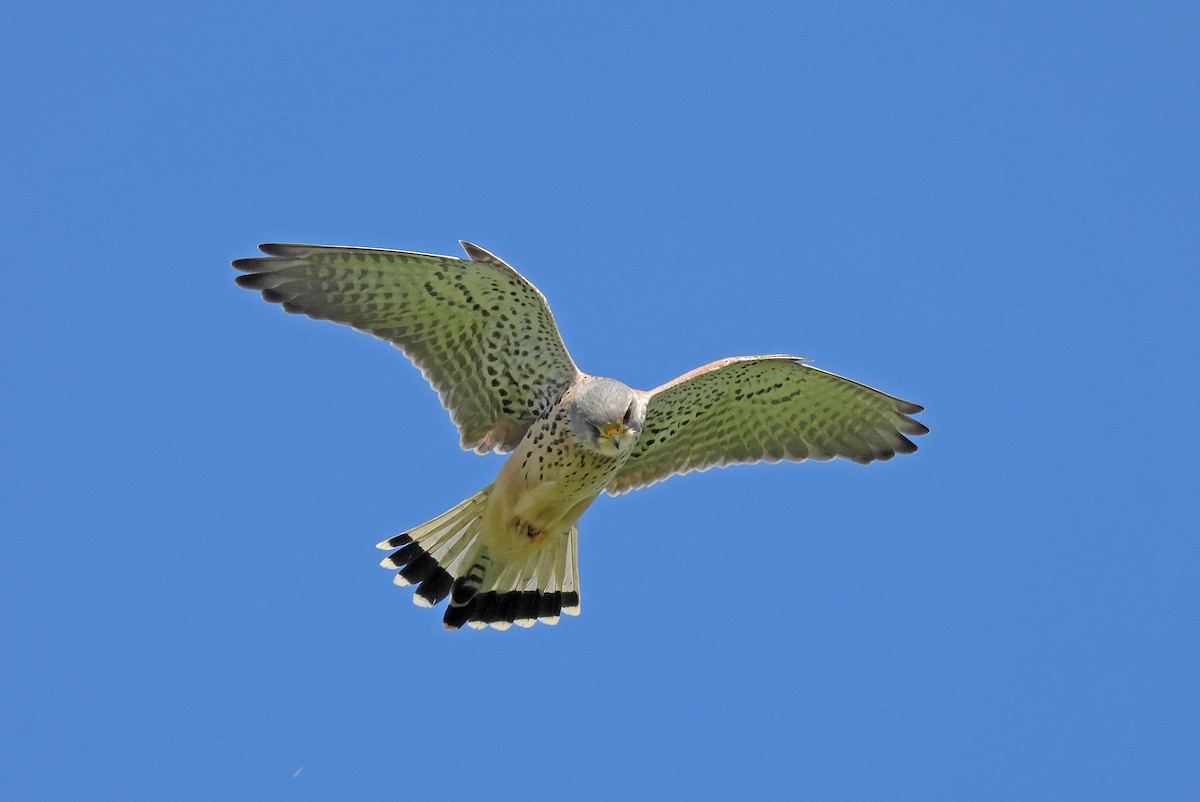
[
  {"x1": 233, "y1": 242, "x2": 581, "y2": 453},
  {"x1": 608, "y1": 355, "x2": 928, "y2": 495}
]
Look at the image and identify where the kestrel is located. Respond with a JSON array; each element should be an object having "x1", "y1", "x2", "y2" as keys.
[{"x1": 234, "y1": 241, "x2": 928, "y2": 630}]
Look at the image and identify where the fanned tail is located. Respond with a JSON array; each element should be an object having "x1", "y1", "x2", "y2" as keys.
[
  {"x1": 376, "y1": 488, "x2": 581, "y2": 631},
  {"x1": 375, "y1": 489, "x2": 490, "y2": 609}
]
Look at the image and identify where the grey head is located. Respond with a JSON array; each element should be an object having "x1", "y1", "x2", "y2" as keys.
[{"x1": 568, "y1": 377, "x2": 646, "y2": 457}]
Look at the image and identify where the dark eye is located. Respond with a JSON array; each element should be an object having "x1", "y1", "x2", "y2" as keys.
[{"x1": 623, "y1": 403, "x2": 635, "y2": 424}]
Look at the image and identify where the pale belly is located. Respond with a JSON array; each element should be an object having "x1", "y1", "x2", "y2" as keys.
[{"x1": 480, "y1": 409, "x2": 631, "y2": 560}]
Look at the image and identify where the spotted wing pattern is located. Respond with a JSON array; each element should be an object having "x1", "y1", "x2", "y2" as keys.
[
  {"x1": 608, "y1": 355, "x2": 928, "y2": 495},
  {"x1": 233, "y1": 243, "x2": 580, "y2": 453}
]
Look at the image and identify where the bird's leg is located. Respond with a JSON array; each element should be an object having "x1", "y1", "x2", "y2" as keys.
[{"x1": 513, "y1": 516, "x2": 548, "y2": 543}]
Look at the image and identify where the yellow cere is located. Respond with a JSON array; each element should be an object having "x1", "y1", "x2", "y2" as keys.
[{"x1": 599, "y1": 422, "x2": 624, "y2": 438}]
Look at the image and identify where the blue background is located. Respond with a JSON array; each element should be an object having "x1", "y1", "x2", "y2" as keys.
[{"x1": 3, "y1": 3, "x2": 1197, "y2": 799}]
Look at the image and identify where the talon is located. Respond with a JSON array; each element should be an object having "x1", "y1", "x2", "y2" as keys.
[{"x1": 514, "y1": 517, "x2": 547, "y2": 543}]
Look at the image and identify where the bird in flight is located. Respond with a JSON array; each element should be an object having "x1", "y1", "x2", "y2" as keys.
[{"x1": 234, "y1": 241, "x2": 928, "y2": 631}]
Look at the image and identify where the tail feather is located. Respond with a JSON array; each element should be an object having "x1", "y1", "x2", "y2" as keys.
[
  {"x1": 377, "y1": 488, "x2": 582, "y2": 631},
  {"x1": 563, "y1": 529, "x2": 581, "y2": 615},
  {"x1": 377, "y1": 488, "x2": 489, "y2": 608}
]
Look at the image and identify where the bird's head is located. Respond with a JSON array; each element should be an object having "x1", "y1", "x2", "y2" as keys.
[{"x1": 569, "y1": 378, "x2": 645, "y2": 457}]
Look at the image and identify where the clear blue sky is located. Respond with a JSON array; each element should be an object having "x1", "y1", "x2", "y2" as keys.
[{"x1": 3, "y1": 3, "x2": 1197, "y2": 799}]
